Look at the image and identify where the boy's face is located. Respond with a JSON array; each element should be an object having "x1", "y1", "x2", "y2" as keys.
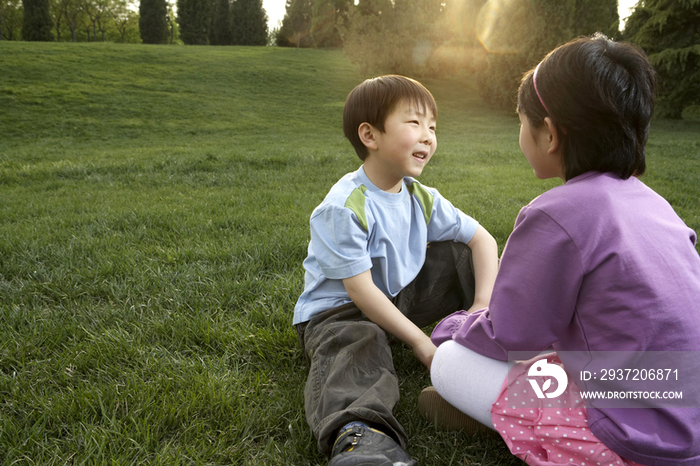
[{"x1": 366, "y1": 99, "x2": 437, "y2": 191}]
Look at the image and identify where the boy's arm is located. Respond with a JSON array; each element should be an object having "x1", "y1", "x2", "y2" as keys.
[
  {"x1": 342, "y1": 270, "x2": 436, "y2": 369},
  {"x1": 466, "y1": 225, "x2": 499, "y2": 313}
]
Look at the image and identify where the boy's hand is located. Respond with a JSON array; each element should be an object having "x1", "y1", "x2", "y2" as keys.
[
  {"x1": 465, "y1": 301, "x2": 489, "y2": 314},
  {"x1": 343, "y1": 270, "x2": 436, "y2": 368},
  {"x1": 466, "y1": 226, "x2": 500, "y2": 313},
  {"x1": 412, "y1": 337, "x2": 437, "y2": 370}
]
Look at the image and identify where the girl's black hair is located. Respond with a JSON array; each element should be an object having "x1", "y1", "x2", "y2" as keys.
[{"x1": 517, "y1": 34, "x2": 657, "y2": 181}]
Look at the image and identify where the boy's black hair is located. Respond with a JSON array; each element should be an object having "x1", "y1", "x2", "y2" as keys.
[
  {"x1": 517, "y1": 33, "x2": 657, "y2": 181},
  {"x1": 343, "y1": 75, "x2": 438, "y2": 161}
]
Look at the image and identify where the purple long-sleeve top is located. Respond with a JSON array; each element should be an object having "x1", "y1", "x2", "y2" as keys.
[{"x1": 432, "y1": 172, "x2": 700, "y2": 466}]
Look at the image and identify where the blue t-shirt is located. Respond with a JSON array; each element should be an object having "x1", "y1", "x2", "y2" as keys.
[{"x1": 293, "y1": 166, "x2": 479, "y2": 325}]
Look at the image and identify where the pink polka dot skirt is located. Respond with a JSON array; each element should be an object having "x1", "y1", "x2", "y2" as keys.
[{"x1": 490, "y1": 353, "x2": 644, "y2": 466}]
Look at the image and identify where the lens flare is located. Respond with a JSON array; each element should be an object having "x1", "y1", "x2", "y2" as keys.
[
  {"x1": 476, "y1": 0, "x2": 535, "y2": 55},
  {"x1": 413, "y1": 40, "x2": 432, "y2": 68}
]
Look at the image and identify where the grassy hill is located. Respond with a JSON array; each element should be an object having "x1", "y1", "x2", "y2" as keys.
[{"x1": 1, "y1": 41, "x2": 699, "y2": 465}]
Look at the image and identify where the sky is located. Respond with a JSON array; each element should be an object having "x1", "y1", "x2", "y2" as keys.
[
  {"x1": 262, "y1": 0, "x2": 640, "y2": 32},
  {"x1": 262, "y1": 0, "x2": 286, "y2": 30},
  {"x1": 618, "y1": 0, "x2": 639, "y2": 21}
]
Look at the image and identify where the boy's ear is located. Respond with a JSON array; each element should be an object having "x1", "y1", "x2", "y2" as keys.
[
  {"x1": 543, "y1": 117, "x2": 561, "y2": 155},
  {"x1": 358, "y1": 122, "x2": 378, "y2": 151}
]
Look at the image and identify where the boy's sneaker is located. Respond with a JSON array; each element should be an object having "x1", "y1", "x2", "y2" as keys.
[
  {"x1": 328, "y1": 422, "x2": 417, "y2": 466},
  {"x1": 417, "y1": 386, "x2": 491, "y2": 434}
]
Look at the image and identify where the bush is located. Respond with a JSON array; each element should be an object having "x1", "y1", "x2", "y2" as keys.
[{"x1": 475, "y1": 0, "x2": 577, "y2": 110}]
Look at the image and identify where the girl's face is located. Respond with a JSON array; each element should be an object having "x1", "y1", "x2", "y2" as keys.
[{"x1": 518, "y1": 112, "x2": 564, "y2": 180}]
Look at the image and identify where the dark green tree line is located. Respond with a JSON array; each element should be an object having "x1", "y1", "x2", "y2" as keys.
[
  {"x1": 477, "y1": 0, "x2": 579, "y2": 109},
  {"x1": 22, "y1": 0, "x2": 54, "y2": 40},
  {"x1": 276, "y1": 0, "x2": 312, "y2": 46},
  {"x1": 209, "y1": 0, "x2": 231, "y2": 44},
  {"x1": 139, "y1": 0, "x2": 168, "y2": 43},
  {"x1": 624, "y1": 0, "x2": 700, "y2": 118},
  {"x1": 339, "y1": 0, "x2": 446, "y2": 75},
  {"x1": 176, "y1": 0, "x2": 208, "y2": 44},
  {"x1": 310, "y1": 0, "x2": 350, "y2": 47},
  {"x1": 574, "y1": 0, "x2": 620, "y2": 38},
  {"x1": 232, "y1": 0, "x2": 267, "y2": 45},
  {"x1": 476, "y1": 0, "x2": 623, "y2": 109},
  {"x1": 176, "y1": 0, "x2": 267, "y2": 45},
  {"x1": 3, "y1": 0, "x2": 161, "y2": 43},
  {"x1": 276, "y1": 0, "x2": 622, "y2": 109}
]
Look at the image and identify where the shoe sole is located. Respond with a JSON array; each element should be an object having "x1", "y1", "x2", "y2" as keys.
[
  {"x1": 329, "y1": 453, "x2": 415, "y2": 466},
  {"x1": 328, "y1": 424, "x2": 417, "y2": 466},
  {"x1": 418, "y1": 387, "x2": 493, "y2": 435}
]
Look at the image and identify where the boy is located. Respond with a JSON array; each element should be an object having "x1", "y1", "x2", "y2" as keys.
[{"x1": 294, "y1": 75, "x2": 499, "y2": 466}]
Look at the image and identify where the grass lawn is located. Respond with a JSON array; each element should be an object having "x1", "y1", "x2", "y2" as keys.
[{"x1": 1, "y1": 41, "x2": 699, "y2": 465}]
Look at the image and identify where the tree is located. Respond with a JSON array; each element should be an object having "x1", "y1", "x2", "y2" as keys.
[
  {"x1": 310, "y1": 0, "x2": 350, "y2": 47},
  {"x1": 111, "y1": 0, "x2": 137, "y2": 43},
  {"x1": 276, "y1": 0, "x2": 312, "y2": 47},
  {"x1": 475, "y1": 0, "x2": 577, "y2": 109},
  {"x1": 22, "y1": 0, "x2": 54, "y2": 40},
  {"x1": 336, "y1": 0, "x2": 394, "y2": 69},
  {"x1": 437, "y1": 0, "x2": 486, "y2": 46},
  {"x1": 354, "y1": 0, "x2": 390, "y2": 16},
  {"x1": 574, "y1": 0, "x2": 619, "y2": 38},
  {"x1": 624, "y1": 0, "x2": 700, "y2": 118},
  {"x1": 94, "y1": 0, "x2": 111, "y2": 41},
  {"x1": 339, "y1": 0, "x2": 448, "y2": 75},
  {"x1": 210, "y1": 0, "x2": 231, "y2": 44},
  {"x1": 61, "y1": 0, "x2": 82, "y2": 41},
  {"x1": 49, "y1": 0, "x2": 66, "y2": 40},
  {"x1": 82, "y1": 0, "x2": 110, "y2": 41},
  {"x1": 166, "y1": 1, "x2": 176, "y2": 42},
  {"x1": 231, "y1": 0, "x2": 267, "y2": 45},
  {"x1": 430, "y1": 0, "x2": 488, "y2": 74},
  {"x1": 1, "y1": 0, "x2": 23, "y2": 40},
  {"x1": 139, "y1": 0, "x2": 168, "y2": 43},
  {"x1": 176, "y1": 0, "x2": 210, "y2": 44}
]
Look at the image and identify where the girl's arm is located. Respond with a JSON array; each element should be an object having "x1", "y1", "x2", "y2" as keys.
[
  {"x1": 449, "y1": 207, "x2": 582, "y2": 360},
  {"x1": 343, "y1": 270, "x2": 436, "y2": 369}
]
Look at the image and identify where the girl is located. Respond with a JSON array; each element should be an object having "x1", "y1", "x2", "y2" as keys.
[{"x1": 419, "y1": 34, "x2": 700, "y2": 466}]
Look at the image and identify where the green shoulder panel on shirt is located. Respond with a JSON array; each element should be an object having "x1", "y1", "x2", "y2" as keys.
[
  {"x1": 344, "y1": 185, "x2": 369, "y2": 231},
  {"x1": 407, "y1": 182, "x2": 434, "y2": 226}
]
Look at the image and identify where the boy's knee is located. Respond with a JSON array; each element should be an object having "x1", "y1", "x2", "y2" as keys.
[
  {"x1": 426, "y1": 241, "x2": 472, "y2": 266},
  {"x1": 327, "y1": 321, "x2": 388, "y2": 356}
]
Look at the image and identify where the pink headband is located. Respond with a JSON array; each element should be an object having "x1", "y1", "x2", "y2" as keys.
[
  {"x1": 532, "y1": 62, "x2": 566, "y2": 134},
  {"x1": 533, "y1": 63, "x2": 550, "y2": 114}
]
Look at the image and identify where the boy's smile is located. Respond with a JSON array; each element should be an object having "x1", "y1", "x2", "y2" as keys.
[{"x1": 362, "y1": 100, "x2": 437, "y2": 193}]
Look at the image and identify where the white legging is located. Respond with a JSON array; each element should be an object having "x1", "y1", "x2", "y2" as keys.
[{"x1": 430, "y1": 340, "x2": 513, "y2": 429}]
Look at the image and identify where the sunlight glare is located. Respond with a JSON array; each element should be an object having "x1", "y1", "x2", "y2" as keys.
[
  {"x1": 476, "y1": 0, "x2": 534, "y2": 55},
  {"x1": 413, "y1": 40, "x2": 433, "y2": 67}
]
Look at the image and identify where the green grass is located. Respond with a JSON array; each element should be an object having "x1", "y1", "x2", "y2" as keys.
[{"x1": 1, "y1": 41, "x2": 699, "y2": 465}]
